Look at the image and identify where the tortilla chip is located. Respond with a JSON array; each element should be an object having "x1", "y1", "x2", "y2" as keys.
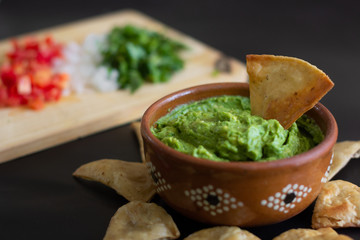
[
  {"x1": 246, "y1": 54, "x2": 334, "y2": 129},
  {"x1": 131, "y1": 121, "x2": 146, "y2": 163},
  {"x1": 73, "y1": 159, "x2": 155, "y2": 202},
  {"x1": 103, "y1": 201, "x2": 180, "y2": 240},
  {"x1": 328, "y1": 141, "x2": 360, "y2": 180},
  {"x1": 273, "y1": 227, "x2": 353, "y2": 240},
  {"x1": 312, "y1": 180, "x2": 360, "y2": 229},
  {"x1": 183, "y1": 226, "x2": 260, "y2": 240}
]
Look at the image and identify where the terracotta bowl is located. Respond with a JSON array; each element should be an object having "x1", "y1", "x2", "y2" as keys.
[{"x1": 141, "y1": 82, "x2": 338, "y2": 227}]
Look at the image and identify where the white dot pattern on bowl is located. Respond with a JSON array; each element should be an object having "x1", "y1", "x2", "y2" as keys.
[
  {"x1": 321, "y1": 151, "x2": 334, "y2": 183},
  {"x1": 146, "y1": 162, "x2": 172, "y2": 193},
  {"x1": 260, "y1": 183, "x2": 312, "y2": 214},
  {"x1": 184, "y1": 185, "x2": 244, "y2": 216}
]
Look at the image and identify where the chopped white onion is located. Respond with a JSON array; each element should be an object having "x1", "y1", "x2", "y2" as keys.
[{"x1": 54, "y1": 34, "x2": 119, "y2": 95}]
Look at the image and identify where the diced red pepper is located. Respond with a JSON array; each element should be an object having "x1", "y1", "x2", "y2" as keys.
[{"x1": 0, "y1": 36, "x2": 68, "y2": 110}]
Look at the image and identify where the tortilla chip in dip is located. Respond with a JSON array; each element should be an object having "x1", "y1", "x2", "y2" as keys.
[
  {"x1": 73, "y1": 159, "x2": 155, "y2": 202},
  {"x1": 328, "y1": 141, "x2": 360, "y2": 180},
  {"x1": 246, "y1": 54, "x2": 334, "y2": 129},
  {"x1": 312, "y1": 180, "x2": 360, "y2": 229},
  {"x1": 103, "y1": 201, "x2": 180, "y2": 240},
  {"x1": 273, "y1": 227, "x2": 353, "y2": 240},
  {"x1": 183, "y1": 226, "x2": 260, "y2": 240}
]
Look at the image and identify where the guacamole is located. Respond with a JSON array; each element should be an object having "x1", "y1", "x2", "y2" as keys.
[{"x1": 151, "y1": 95, "x2": 324, "y2": 162}]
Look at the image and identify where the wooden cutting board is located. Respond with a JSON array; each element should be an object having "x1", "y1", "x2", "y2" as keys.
[{"x1": 0, "y1": 9, "x2": 247, "y2": 164}]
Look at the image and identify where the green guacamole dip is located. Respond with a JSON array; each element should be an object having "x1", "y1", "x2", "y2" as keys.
[{"x1": 151, "y1": 95, "x2": 324, "y2": 162}]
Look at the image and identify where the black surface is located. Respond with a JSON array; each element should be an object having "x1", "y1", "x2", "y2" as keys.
[{"x1": 1, "y1": 1, "x2": 360, "y2": 239}]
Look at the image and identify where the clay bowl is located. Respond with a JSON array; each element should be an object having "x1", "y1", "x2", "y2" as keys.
[{"x1": 141, "y1": 82, "x2": 338, "y2": 227}]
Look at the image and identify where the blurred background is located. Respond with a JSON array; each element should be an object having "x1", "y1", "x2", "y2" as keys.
[
  {"x1": 1, "y1": 0, "x2": 359, "y2": 140},
  {"x1": 1, "y1": 1, "x2": 360, "y2": 239}
]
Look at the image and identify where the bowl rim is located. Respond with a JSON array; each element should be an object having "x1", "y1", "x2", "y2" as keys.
[{"x1": 141, "y1": 82, "x2": 338, "y2": 172}]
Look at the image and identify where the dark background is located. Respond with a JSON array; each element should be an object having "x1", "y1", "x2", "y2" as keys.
[{"x1": 0, "y1": 0, "x2": 359, "y2": 239}]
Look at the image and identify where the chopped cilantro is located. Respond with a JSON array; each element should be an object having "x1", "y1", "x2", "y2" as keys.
[{"x1": 101, "y1": 25, "x2": 187, "y2": 92}]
